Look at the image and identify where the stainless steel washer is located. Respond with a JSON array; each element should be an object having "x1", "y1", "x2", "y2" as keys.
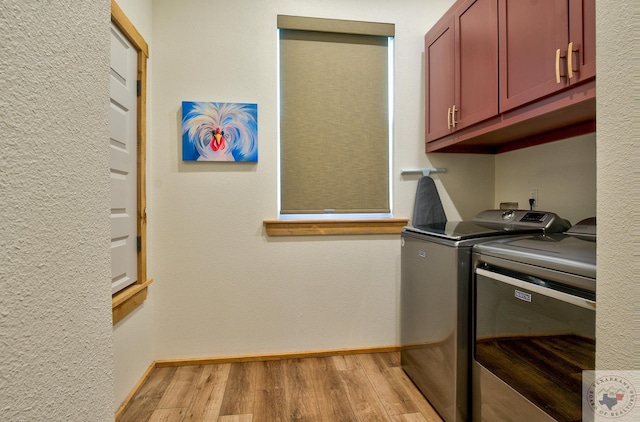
[{"x1": 401, "y1": 210, "x2": 570, "y2": 422}]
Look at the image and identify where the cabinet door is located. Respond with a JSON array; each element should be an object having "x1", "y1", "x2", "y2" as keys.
[
  {"x1": 454, "y1": 0, "x2": 498, "y2": 131},
  {"x1": 499, "y1": 0, "x2": 570, "y2": 112},
  {"x1": 425, "y1": 16, "x2": 455, "y2": 143},
  {"x1": 568, "y1": 0, "x2": 595, "y2": 82}
]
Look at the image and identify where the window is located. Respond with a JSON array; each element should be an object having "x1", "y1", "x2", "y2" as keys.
[
  {"x1": 277, "y1": 16, "x2": 395, "y2": 220},
  {"x1": 111, "y1": 0, "x2": 152, "y2": 324}
]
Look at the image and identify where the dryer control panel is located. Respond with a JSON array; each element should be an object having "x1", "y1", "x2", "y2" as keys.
[{"x1": 472, "y1": 209, "x2": 570, "y2": 233}]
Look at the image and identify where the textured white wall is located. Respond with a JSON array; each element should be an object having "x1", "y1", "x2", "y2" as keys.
[
  {"x1": 148, "y1": 0, "x2": 460, "y2": 360},
  {"x1": 595, "y1": 0, "x2": 637, "y2": 370},
  {"x1": 494, "y1": 134, "x2": 596, "y2": 225},
  {"x1": 0, "y1": 1, "x2": 113, "y2": 421},
  {"x1": 111, "y1": 0, "x2": 156, "y2": 411}
]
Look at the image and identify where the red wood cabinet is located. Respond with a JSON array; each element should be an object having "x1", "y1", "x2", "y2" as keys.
[
  {"x1": 424, "y1": 0, "x2": 595, "y2": 153},
  {"x1": 570, "y1": 0, "x2": 596, "y2": 82},
  {"x1": 499, "y1": 0, "x2": 596, "y2": 112},
  {"x1": 425, "y1": 16, "x2": 454, "y2": 142},
  {"x1": 425, "y1": 0, "x2": 498, "y2": 143}
]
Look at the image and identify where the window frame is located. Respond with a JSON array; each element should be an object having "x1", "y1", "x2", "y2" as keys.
[
  {"x1": 263, "y1": 218, "x2": 408, "y2": 236},
  {"x1": 111, "y1": 0, "x2": 153, "y2": 324}
]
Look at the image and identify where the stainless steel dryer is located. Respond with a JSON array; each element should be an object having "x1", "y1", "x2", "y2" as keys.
[
  {"x1": 400, "y1": 210, "x2": 570, "y2": 422},
  {"x1": 471, "y1": 218, "x2": 596, "y2": 422}
]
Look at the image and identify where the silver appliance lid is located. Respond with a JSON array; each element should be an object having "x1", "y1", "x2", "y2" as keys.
[
  {"x1": 474, "y1": 234, "x2": 596, "y2": 280},
  {"x1": 405, "y1": 220, "x2": 539, "y2": 241},
  {"x1": 405, "y1": 209, "x2": 570, "y2": 241}
]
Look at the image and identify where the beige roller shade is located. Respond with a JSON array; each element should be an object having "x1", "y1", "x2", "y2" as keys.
[{"x1": 279, "y1": 16, "x2": 393, "y2": 215}]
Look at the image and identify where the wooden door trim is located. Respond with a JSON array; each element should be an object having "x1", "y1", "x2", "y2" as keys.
[
  {"x1": 111, "y1": 0, "x2": 152, "y2": 325},
  {"x1": 111, "y1": 1, "x2": 148, "y2": 58}
]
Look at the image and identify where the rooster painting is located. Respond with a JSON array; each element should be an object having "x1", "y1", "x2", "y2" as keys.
[{"x1": 182, "y1": 101, "x2": 258, "y2": 161}]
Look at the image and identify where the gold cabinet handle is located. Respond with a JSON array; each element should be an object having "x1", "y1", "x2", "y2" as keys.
[
  {"x1": 555, "y1": 48, "x2": 562, "y2": 83},
  {"x1": 451, "y1": 105, "x2": 457, "y2": 128},
  {"x1": 556, "y1": 49, "x2": 566, "y2": 84},
  {"x1": 567, "y1": 41, "x2": 578, "y2": 79},
  {"x1": 447, "y1": 107, "x2": 452, "y2": 129}
]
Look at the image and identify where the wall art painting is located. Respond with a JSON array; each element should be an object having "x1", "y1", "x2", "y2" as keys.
[{"x1": 182, "y1": 101, "x2": 258, "y2": 162}]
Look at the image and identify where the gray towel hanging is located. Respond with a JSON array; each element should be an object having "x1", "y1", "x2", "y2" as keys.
[{"x1": 412, "y1": 176, "x2": 447, "y2": 227}]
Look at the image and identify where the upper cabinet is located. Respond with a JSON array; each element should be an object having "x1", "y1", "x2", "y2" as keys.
[
  {"x1": 425, "y1": 0, "x2": 596, "y2": 154},
  {"x1": 425, "y1": 12, "x2": 455, "y2": 142},
  {"x1": 569, "y1": 0, "x2": 596, "y2": 81},
  {"x1": 426, "y1": 0, "x2": 498, "y2": 142},
  {"x1": 499, "y1": 0, "x2": 596, "y2": 112}
]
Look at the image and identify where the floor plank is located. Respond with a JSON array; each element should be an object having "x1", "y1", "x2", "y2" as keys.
[
  {"x1": 283, "y1": 358, "x2": 322, "y2": 420},
  {"x1": 253, "y1": 360, "x2": 287, "y2": 422},
  {"x1": 117, "y1": 352, "x2": 443, "y2": 422},
  {"x1": 311, "y1": 357, "x2": 358, "y2": 421},
  {"x1": 217, "y1": 415, "x2": 253, "y2": 422},
  {"x1": 400, "y1": 412, "x2": 429, "y2": 422},
  {"x1": 332, "y1": 354, "x2": 361, "y2": 371},
  {"x1": 358, "y1": 354, "x2": 418, "y2": 417},
  {"x1": 218, "y1": 361, "x2": 258, "y2": 416},
  {"x1": 148, "y1": 407, "x2": 187, "y2": 422},
  {"x1": 358, "y1": 352, "x2": 398, "y2": 373},
  {"x1": 120, "y1": 366, "x2": 177, "y2": 422},
  {"x1": 340, "y1": 367, "x2": 391, "y2": 422},
  {"x1": 183, "y1": 363, "x2": 231, "y2": 422},
  {"x1": 157, "y1": 365, "x2": 202, "y2": 410}
]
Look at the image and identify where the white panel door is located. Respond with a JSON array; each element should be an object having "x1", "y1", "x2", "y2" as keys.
[{"x1": 110, "y1": 23, "x2": 138, "y2": 294}]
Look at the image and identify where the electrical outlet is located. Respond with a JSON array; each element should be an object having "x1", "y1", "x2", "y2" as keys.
[{"x1": 529, "y1": 189, "x2": 538, "y2": 208}]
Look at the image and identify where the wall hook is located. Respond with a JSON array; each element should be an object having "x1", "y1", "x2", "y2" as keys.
[{"x1": 401, "y1": 168, "x2": 447, "y2": 177}]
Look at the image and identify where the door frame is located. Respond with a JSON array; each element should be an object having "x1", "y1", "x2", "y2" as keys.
[{"x1": 111, "y1": 0, "x2": 152, "y2": 324}]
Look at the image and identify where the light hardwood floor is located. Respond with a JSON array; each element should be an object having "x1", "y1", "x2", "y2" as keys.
[{"x1": 119, "y1": 352, "x2": 444, "y2": 422}]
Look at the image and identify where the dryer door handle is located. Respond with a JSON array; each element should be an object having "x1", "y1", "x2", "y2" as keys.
[{"x1": 476, "y1": 268, "x2": 595, "y2": 311}]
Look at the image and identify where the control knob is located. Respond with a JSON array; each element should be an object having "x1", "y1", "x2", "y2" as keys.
[{"x1": 501, "y1": 210, "x2": 516, "y2": 220}]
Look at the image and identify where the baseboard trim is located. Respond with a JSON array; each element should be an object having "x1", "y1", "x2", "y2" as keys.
[
  {"x1": 115, "y1": 361, "x2": 156, "y2": 421},
  {"x1": 154, "y1": 345, "x2": 401, "y2": 368},
  {"x1": 115, "y1": 345, "x2": 401, "y2": 420}
]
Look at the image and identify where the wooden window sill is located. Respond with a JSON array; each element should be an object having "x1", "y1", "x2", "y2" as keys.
[
  {"x1": 112, "y1": 278, "x2": 154, "y2": 324},
  {"x1": 263, "y1": 218, "x2": 409, "y2": 236}
]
